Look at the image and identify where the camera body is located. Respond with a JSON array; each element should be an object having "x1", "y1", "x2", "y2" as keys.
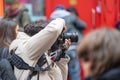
[
  {"x1": 51, "y1": 32, "x2": 78, "y2": 52},
  {"x1": 63, "y1": 32, "x2": 78, "y2": 43},
  {"x1": 50, "y1": 32, "x2": 78, "y2": 61}
]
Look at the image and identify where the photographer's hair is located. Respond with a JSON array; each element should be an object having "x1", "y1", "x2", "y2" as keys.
[
  {"x1": 0, "y1": 19, "x2": 17, "y2": 48},
  {"x1": 77, "y1": 28, "x2": 120, "y2": 78},
  {"x1": 24, "y1": 22, "x2": 46, "y2": 36}
]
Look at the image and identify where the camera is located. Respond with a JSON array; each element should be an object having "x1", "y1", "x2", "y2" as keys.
[
  {"x1": 63, "y1": 32, "x2": 78, "y2": 42},
  {"x1": 51, "y1": 32, "x2": 78, "y2": 52}
]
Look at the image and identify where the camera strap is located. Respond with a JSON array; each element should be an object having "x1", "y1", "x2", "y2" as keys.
[{"x1": 27, "y1": 52, "x2": 53, "y2": 80}]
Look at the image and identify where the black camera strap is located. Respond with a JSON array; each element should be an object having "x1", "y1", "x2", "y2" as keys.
[
  {"x1": 27, "y1": 53, "x2": 53, "y2": 80},
  {"x1": 27, "y1": 62, "x2": 53, "y2": 80},
  {"x1": 7, "y1": 50, "x2": 53, "y2": 80}
]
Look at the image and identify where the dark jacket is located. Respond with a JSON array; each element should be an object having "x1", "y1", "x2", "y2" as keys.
[
  {"x1": 64, "y1": 14, "x2": 86, "y2": 41},
  {"x1": 0, "y1": 48, "x2": 16, "y2": 80},
  {"x1": 0, "y1": 59, "x2": 16, "y2": 80},
  {"x1": 85, "y1": 67, "x2": 120, "y2": 80}
]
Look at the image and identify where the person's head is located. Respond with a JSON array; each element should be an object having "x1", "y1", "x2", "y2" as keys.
[
  {"x1": 0, "y1": 19, "x2": 19, "y2": 48},
  {"x1": 24, "y1": 22, "x2": 46, "y2": 36},
  {"x1": 50, "y1": 5, "x2": 70, "y2": 19},
  {"x1": 5, "y1": 0, "x2": 19, "y2": 11},
  {"x1": 55, "y1": 4, "x2": 65, "y2": 10},
  {"x1": 77, "y1": 28, "x2": 120, "y2": 78},
  {"x1": 67, "y1": 7, "x2": 78, "y2": 16}
]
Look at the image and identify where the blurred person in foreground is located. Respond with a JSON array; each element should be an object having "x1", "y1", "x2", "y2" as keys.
[
  {"x1": 77, "y1": 28, "x2": 120, "y2": 80},
  {"x1": 4, "y1": 0, "x2": 31, "y2": 31},
  {"x1": 9, "y1": 18, "x2": 70, "y2": 80}
]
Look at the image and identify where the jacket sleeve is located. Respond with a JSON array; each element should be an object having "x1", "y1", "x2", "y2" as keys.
[
  {"x1": 73, "y1": 15, "x2": 86, "y2": 30},
  {"x1": 23, "y1": 18, "x2": 65, "y2": 60},
  {"x1": 55, "y1": 56, "x2": 70, "y2": 80}
]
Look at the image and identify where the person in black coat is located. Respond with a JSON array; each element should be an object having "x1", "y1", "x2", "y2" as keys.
[
  {"x1": 50, "y1": 6, "x2": 86, "y2": 41},
  {"x1": 64, "y1": 7, "x2": 86, "y2": 41}
]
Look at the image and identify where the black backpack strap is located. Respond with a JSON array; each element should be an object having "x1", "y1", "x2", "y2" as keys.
[
  {"x1": 8, "y1": 50, "x2": 53, "y2": 80},
  {"x1": 27, "y1": 54, "x2": 53, "y2": 80},
  {"x1": 27, "y1": 62, "x2": 54, "y2": 80},
  {"x1": 8, "y1": 53, "x2": 34, "y2": 71}
]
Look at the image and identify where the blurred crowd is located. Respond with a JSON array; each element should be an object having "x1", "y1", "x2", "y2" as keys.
[{"x1": 0, "y1": 0, "x2": 120, "y2": 80}]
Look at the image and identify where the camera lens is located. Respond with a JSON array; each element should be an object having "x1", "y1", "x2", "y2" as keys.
[{"x1": 63, "y1": 32, "x2": 78, "y2": 42}]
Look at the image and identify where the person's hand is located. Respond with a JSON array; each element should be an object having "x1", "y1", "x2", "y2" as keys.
[{"x1": 65, "y1": 39, "x2": 71, "y2": 49}]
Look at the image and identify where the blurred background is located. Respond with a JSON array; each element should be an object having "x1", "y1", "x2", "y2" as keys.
[
  {"x1": 0, "y1": 0, "x2": 120, "y2": 80},
  {"x1": 0, "y1": 0, "x2": 120, "y2": 34}
]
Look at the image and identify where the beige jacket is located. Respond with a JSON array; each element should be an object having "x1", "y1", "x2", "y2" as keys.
[{"x1": 9, "y1": 18, "x2": 69, "y2": 80}]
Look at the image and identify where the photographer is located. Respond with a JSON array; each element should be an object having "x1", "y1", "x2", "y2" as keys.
[
  {"x1": 9, "y1": 18, "x2": 69, "y2": 80},
  {"x1": 24, "y1": 21, "x2": 70, "y2": 80}
]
